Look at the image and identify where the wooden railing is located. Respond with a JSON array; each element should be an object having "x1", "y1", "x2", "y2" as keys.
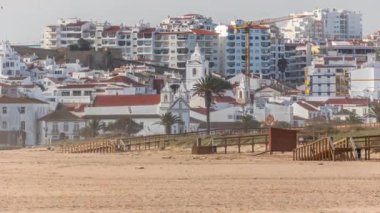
[
  {"x1": 293, "y1": 137, "x2": 334, "y2": 161},
  {"x1": 61, "y1": 140, "x2": 118, "y2": 153},
  {"x1": 294, "y1": 134, "x2": 380, "y2": 161},
  {"x1": 211, "y1": 134, "x2": 269, "y2": 154}
]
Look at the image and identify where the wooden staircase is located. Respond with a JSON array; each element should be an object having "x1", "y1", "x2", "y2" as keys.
[{"x1": 293, "y1": 137, "x2": 357, "y2": 161}]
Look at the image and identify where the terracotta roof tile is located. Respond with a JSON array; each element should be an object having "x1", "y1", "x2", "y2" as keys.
[
  {"x1": 325, "y1": 98, "x2": 369, "y2": 106},
  {"x1": 93, "y1": 95, "x2": 160, "y2": 107}
]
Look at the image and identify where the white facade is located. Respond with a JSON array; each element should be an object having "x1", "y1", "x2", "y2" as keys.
[
  {"x1": 305, "y1": 55, "x2": 357, "y2": 97},
  {"x1": 350, "y1": 60, "x2": 380, "y2": 100},
  {"x1": 160, "y1": 14, "x2": 216, "y2": 32},
  {"x1": 185, "y1": 44, "x2": 209, "y2": 91},
  {"x1": 282, "y1": 8, "x2": 362, "y2": 43},
  {"x1": 0, "y1": 96, "x2": 51, "y2": 146},
  {"x1": 0, "y1": 41, "x2": 27, "y2": 78}
]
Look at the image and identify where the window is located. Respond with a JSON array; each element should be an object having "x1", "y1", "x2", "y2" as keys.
[
  {"x1": 2, "y1": 107, "x2": 7, "y2": 114},
  {"x1": 73, "y1": 122, "x2": 80, "y2": 134},
  {"x1": 52, "y1": 122, "x2": 58, "y2": 134},
  {"x1": 239, "y1": 91, "x2": 243, "y2": 99},
  {"x1": 20, "y1": 121, "x2": 25, "y2": 131},
  {"x1": 84, "y1": 91, "x2": 92, "y2": 96},
  {"x1": 2, "y1": 121, "x2": 7, "y2": 129},
  {"x1": 72, "y1": 91, "x2": 81, "y2": 96},
  {"x1": 19, "y1": 107, "x2": 25, "y2": 114},
  {"x1": 192, "y1": 68, "x2": 197, "y2": 76},
  {"x1": 164, "y1": 95, "x2": 168, "y2": 102},
  {"x1": 228, "y1": 115, "x2": 233, "y2": 119},
  {"x1": 63, "y1": 122, "x2": 69, "y2": 132},
  {"x1": 61, "y1": 91, "x2": 70, "y2": 96}
]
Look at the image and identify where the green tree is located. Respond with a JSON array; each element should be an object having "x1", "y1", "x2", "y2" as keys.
[
  {"x1": 192, "y1": 75, "x2": 232, "y2": 133},
  {"x1": 81, "y1": 119, "x2": 104, "y2": 138},
  {"x1": 369, "y1": 102, "x2": 380, "y2": 122},
  {"x1": 346, "y1": 113, "x2": 363, "y2": 124},
  {"x1": 156, "y1": 112, "x2": 183, "y2": 135},
  {"x1": 77, "y1": 38, "x2": 91, "y2": 51},
  {"x1": 240, "y1": 115, "x2": 261, "y2": 132},
  {"x1": 106, "y1": 118, "x2": 142, "y2": 136}
]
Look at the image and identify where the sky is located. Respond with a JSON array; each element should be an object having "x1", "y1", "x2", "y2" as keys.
[{"x1": 0, "y1": 0, "x2": 379, "y2": 44}]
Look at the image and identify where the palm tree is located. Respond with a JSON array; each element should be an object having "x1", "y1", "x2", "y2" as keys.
[
  {"x1": 192, "y1": 75, "x2": 232, "y2": 133},
  {"x1": 81, "y1": 119, "x2": 104, "y2": 138},
  {"x1": 369, "y1": 101, "x2": 380, "y2": 122},
  {"x1": 240, "y1": 115, "x2": 261, "y2": 132},
  {"x1": 107, "y1": 118, "x2": 143, "y2": 136},
  {"x1": 156, "y1": 112, "x2": 183, "y2": 135}
]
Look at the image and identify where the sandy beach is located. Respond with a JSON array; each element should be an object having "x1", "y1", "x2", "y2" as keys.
[{"x1": 0, "y1": 147, "x2": 379, "y2": 213}]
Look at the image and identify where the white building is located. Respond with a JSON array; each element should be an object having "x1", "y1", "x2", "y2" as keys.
[
  {"x1": 0, "y1": 96, "x2": 51, "y2": 146},
  {"x1": 185, "y1": 44, "x2": 210, "y2": 91},
  {"x1": 216, "y1": 21, "x2": 272, "y2": 77},
  {"x1": 282, "y1": 8, "x2": 362, "y2": 43},
  {"x1": 84, "y1": 85, "x2": 190, "y2": 135},
  {"x1": 350, "y1": 59, "x2": 380, "y2": 100},
  {"x1": 0, "y1": 41, "x2": 27, "y2": 78},
  {"x1": 153, "y1": 29, "x2": 219, "y2": 72},
  {"x1": 305, "y1": 54, "x2": 357, "y2": 97},
  {"x1": 38, "y1": 105, "x2": 86, "y2": 144},
  {"x1": 160, "y1": 14, "x2": 216, "y2": 32}
]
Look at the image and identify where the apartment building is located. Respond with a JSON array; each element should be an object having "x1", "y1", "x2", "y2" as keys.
[
  {"x1": 153, "y1": 29, "x2": 219, "y2": 71},
  {"x1": 320, "y1": 41, "x2": 375, "y2": 65},
  {"x1": 305, "y1": 54, "x2": 357, "y2": 97},
  {"x1": 282, "y1": 8, "x2": 362, "y2": 43},
  {"x1": 160, "y1": 14, "x2": 216, "y2": 32},
  {"x1": 0, "y1": 41, "x2": 27, "y2": 77},
  {"x1": 216, "y1": 21, "x2": 272, "y2": 77}
]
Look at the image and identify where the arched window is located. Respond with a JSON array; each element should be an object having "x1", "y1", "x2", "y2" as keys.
[
  {"x1": 192, "y1": 68, "x2": 197, "y2": 76},
  {"x1": 164, "y1": 95, "x2": 168, "y2": 102}
]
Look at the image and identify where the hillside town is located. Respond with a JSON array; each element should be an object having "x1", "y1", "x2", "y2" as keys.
[{"x1": 1, "y1": 8, "x2": 380, "y2": 147}]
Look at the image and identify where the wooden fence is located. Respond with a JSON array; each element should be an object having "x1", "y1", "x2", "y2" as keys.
[{"x1": 211, "y1": 134, "x2": 269, "y2": 154}]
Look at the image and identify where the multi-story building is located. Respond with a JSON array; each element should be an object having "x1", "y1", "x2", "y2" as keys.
[
  {"x1": 153, "y1": 29, "x2": 219, "y2": 71},
  {"x1": 281, "y1": 43, "x2": 313, "y2": 86},
  {"x1": 320, "y1": 41, "x2": 375, "y2": 65},
  {"x1": 282, "y1": 8, "x2": 362, "y2": 43},
  {"x1": 42, "y1": 18, "x2": 155, "y2": 60},
  {"x1": 305, "y1": 54, "x2": 357, "y2": 97},
  {"x1": 0, "y1": 96, "x2": 51, "y2": 146},
  {"x1": 160, "y1": 14, "x2": 215, "y2": 32},
  {"x1": 42, "y1": 18, "x2": 95, "y2": 49},
  {"x1": 216, "y1": 21, "x2": 272, "y2": 77},
  {"x1": 349, "y1": 55, "x2": 380, "y2": 100},
  {"x1": 0, "y1": 41, "x2": 27, "y2": 78}
]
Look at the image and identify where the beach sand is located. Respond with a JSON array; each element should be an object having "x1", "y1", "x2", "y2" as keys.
[{"x1": 0, "y1": 146, "x2": 379, "y2": 212}]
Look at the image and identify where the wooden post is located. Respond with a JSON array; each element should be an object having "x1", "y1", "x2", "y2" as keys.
[
  {"x1": 251, "y1": 137, "x2": 255, "y2": 153},
  {"x1": 224, "y1": 138, "x2": 227, "y2": 154},
  {"x1": 238, "y1": 137, "x2": 241, "y2": 153}
]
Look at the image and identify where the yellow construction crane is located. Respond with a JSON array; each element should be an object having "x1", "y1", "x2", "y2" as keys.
[{"x1": 232, "y1": 13, "x2": 313, "y2": 76}]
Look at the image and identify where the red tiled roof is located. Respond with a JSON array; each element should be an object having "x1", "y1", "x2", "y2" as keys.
[
  {"x1": 104, "y1": 26, "x2": 121, "y2": 33},
  {"x1": 93, "y1": 95, "x2": 160, "y2": 107},
  {"x1": 191, "y1": 107, "x2": 216, "y2": 115},
  {"x1": 325, "y1": 98, "x2": 369, "y2": 106},
  {"x1": 191, "y1": 29, "x2": 218, "y2": 36},
  {"x1": 297, "y1": 102, "x2": 318, "y2": 111},
  {"x1": 64, "y1": 103, "x2": 87, "y2": 113},
  {"x1": 213, "y1": 96, "x2": 237, "y2": 104},
  {"x1": 303, "y1": 100, "x2": 324, "y2": 108},
  {"x1": 47, "y1": 77, "x2": 62, "y2": 84},
  {"x1": 140, "y1": 28, "x2": 156, "y2": 34},
  {"x1": 103, "y1": 76, "x2": 144, "y2": 87}
]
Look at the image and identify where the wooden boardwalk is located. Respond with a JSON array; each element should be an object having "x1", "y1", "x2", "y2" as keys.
[
  {"x1": 211, "y1": 134, "x2": 269, "y2": 154},
  {"x1": 293, "y1": 135, "x2": 380, "y2": 161}
]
